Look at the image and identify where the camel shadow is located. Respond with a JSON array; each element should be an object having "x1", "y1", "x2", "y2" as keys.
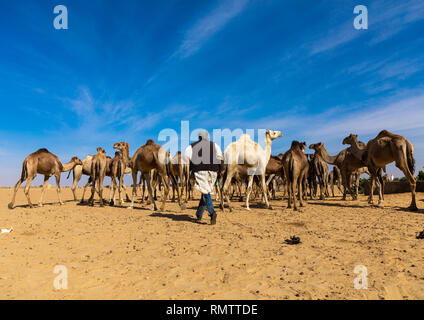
[
  {"x1": 309, "y1": 201, "x2": 365, "y2": 209},
  {"x1": 9, "y1": 200, "x2": 74, "y2": 209},
  {"x1": 150, "y1": 212, "x2": 207, "y2": 225},
  {"x1": 392, "y1": 206, "x2": 424, "y2": 214}
]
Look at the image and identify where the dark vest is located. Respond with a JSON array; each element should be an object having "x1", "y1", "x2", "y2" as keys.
[{"x1": 190, "y1": 139, "x2": 221, "y2": 173}]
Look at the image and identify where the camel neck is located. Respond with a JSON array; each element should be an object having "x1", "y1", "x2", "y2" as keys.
[
  {"x1": 318, "y1": 146, "x2": 337, "y2": 165},
  {"x1": 264, "y1": 137, "x2": 273, "y2": 162},
  {"x1": 61, "y1": 161, "x2": 77, "y2": 172},
  {"x1": 122, "y1": 148, "x2": 131, "y2": 166},
  {"x1": 349, "y1": 140, "x2": 365, "y2": 161}
]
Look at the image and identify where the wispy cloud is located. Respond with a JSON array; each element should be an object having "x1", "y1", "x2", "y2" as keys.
[
  {"x1": 309, "y1": 0, "x2": 424, "y2": 55},
  {"x1": 173, "y1": 0, "x2": 249, "y2": 58}
]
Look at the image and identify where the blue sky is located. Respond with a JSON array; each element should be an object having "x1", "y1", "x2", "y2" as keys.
[{"x1": 1, "y1": 0, "x2": 424, "y2": 186}]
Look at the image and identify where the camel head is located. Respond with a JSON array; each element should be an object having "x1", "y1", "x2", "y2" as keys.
[
  {"x1": 265, "y1": 130, "x2": 283, "y2": 141},
  {"x1": 113, "y1": 142, "x2": 129, "y2": 151},
  {"x1": 300, "y1": 142, "x2": 307, "y2": 152},
  {"x1": 96, "y1": 147, "x2": 106, "y2": 154},
  {"x1": 71, "y1": 157, "x2": 83, "y2": 166},
  {"x1": 342, "y1": 134, "x2": 358, "y2": 146},
  {"x1": 309, "y1": 142, "x2": 323, "y2": 153}
]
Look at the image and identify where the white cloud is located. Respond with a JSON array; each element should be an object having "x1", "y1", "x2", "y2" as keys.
[{"x1": 174, "y1": 0, "x2": 249, "y2": 58}]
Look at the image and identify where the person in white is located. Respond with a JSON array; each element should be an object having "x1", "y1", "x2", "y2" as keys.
[{"x1": 184, "y1": 130, "x2": 223, "y2": 225}]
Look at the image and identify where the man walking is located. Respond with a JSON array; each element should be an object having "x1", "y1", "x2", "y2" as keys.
[{"x1": 184, "y1": 130, "x2": 223, "y2": 225}]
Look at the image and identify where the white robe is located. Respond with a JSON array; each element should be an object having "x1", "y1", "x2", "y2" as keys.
[{"x1": 184, "y1": 141, "x2": 223, "y2": 195}]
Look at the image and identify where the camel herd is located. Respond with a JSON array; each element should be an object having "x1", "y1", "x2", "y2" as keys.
[{"x1": 8, "y1": 129, "x2": 418, "y2": 213}]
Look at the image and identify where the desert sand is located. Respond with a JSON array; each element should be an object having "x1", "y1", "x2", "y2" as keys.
[{"x1": 0, "y1": 187, "x2": 423, "y2": 300}]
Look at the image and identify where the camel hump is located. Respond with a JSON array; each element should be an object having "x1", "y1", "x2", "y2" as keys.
[
  {"x1": 145, "y1": 139, "x2": 156, "y2": 146},
  {"x1": 238, "y1": 134, "x2": 253, "y2": 144},
  {"x1": 376, "y1": 130, "x2": 400, "y2": 139},
  {"x1": 290, "y1": 140, "x2": 301, "y2": 149},
  {"x1": 34, "y1": 148, "x2": 50, "y2": 154}
]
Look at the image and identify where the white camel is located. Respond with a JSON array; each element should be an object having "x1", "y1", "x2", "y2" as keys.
[{"x1": 222, "y1": 130, "x2": 283, "y2": 211}]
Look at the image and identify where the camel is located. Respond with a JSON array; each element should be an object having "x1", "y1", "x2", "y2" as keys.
[
  {"x1": 328, "y1": 167, "x2": 343, "y2": 197},
  {"x1": 307, "y1": 154, "x2": 318, "y2": 199},
  {"x1": 89, "y1": 148, "x2": 107, "y2": 207},
  {"x1": 9, "y1": 149, "x2": 82, "y2": 209},
  {"x1": 171, "y1": 152, "x2": 190, "y2": 204},
  {"x1": 109, "y1": 151, "x2": 126, "y2": 206},
  {"x1": 342, "y1": 131, "x2": 417, "y2": 210},
  {"x1": 282, "y1": 141, "x2": 309, "y2": 210},
  {"x1": 265, "y1": 154, "x2": 285, "y2": 200},
  {"x1": 222, "y1": 130, "x2": 283, "y2": 211},
  {"x1": 383, "y1": 174, "x2": 391, "y2": 183},
  {"x1": 309, "y1": 142, "x2": 368, "y2": 201},
  {"x1": 70, "y1": 142, "x2": 132, "y2": 203},
  {"x1": 310, "y1": 151, "x2": 329, "y2": 200},
  {"x1": 128, "y1": 139, "x2": 185, "y2": 211}
]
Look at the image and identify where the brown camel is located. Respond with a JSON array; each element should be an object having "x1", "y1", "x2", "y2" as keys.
[
  {"x1": 109, "y1": 151, "x2": 126, "y2": 206},
  {"x1": 307, "y1": 150, "x2": 329, "y2": 200},
  {"x1": 328, "y1": 167, "x2": 343, "y2": 197},
  {"x1": 89, "y1": 148, "x2": 107, "y2": 207},
  {"x1": 282, "y1": 141, "x2": 309, "y2": 211},
  {"x1": 128, "y1": 139, "x2": 185, "y2": 211},
  {"x1": 71, "y1": 142, "x2": 132, "y2": 204},
  {"x1": 171, "y1": 151, "x2": 189, "y2": 204},
  {"x1": 306, "y1": 154, "x2": 318, "y2": 199},
  {"x1": 9, "y1": 149, "x2": 82, "y2": 209},
  {"x1": 343, "y1": 131, "x2": 417, "y2": 210},
  {"x1": 265, "y1": 154, "x2": 285, "y2": 200},
  {"x1": 309, "y1": 142, "x2": 368, "y2": 201}
]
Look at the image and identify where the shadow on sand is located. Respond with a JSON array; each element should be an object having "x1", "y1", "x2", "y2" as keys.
[{"x1": 150, "y1": 212, "x2": 208, "y2": 225}]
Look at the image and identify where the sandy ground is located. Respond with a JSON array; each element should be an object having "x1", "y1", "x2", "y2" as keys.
[{"x1": 0, "y1": 186, "x2": 423, "y2": 300}]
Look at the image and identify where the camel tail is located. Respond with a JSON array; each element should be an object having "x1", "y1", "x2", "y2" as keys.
[
  {"x1": 67, "y1": 169, "x2": 72, "y2": 180},
  {"x1": 406, "y1": 141, "x2": 415, "y2": 175},
  {"x1": 20, "y1": 160, "x2": 28, "y2": 181},
  {"x1": 288, "y1": 156, "x2": 294, "y2": 183},
  {"x1": 117, "y1": 161, "x2": 123, "y2": 179}
]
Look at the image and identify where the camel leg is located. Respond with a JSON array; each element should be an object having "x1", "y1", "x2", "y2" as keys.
[
  {"x1": 292, "y1": 178, "x2": 298, "y2": 210},
  {"x1": 318, "y1": 176, "x2": 324, "y2": 200},
  {"x1": 38, "y1": 175, "x2": 50, "y2": 207},
  {"x1": 145, "y1": 172, "x2": 158, "y2": 211},
  {"x1": 71, "y1": 166, "x2": 82, "y2": 201},
  {"x1": 298, "y1": 177, "x2": 304, "y2": 208},
  {"x1": 54, "y1": 174, "x2": 64, "y2": 206},
  {"x1": 9, "y1": 178, "x2": 25, "y2": 209},
  {"x1": 170, "y1": 173, "x2": 185, "y2": 210},
  {"x1": 222, "y1": 169, "x2": 236, "y2": 212},
  {"x1": 329, "y1": 175, "x2": 334, "y2": 197},
  {"x1": 110, "y1": 177, "x2": 118, "y2": 206},
  {"x1": 287, "y1": 180, "x2": 292, "y2": 209},
  {"x1": 341, "y1": 171, "x2": 348, "y2": 200},
  {"x1": 98, "y1": 174, "x2": 105, "y2": 207},
  {"x1": 395, "y1": 160, "x2": 417, "y2": 211},
  {"x1": 368, "y1": 175, "x2": 375, "y2": 205},
  {"x1": 80, "y1": 179, "x2": 91, "y2": 204},
  {"x1": 128, "y1": 171, "x2": 138, "y2": 210},
  {"x1": 158, "y1": 174, "x2": 170, "y2": 211},
  {"x1": 108, "y1": 178, "x2": 114, "y2": 204},
  {"x1": 245, "y1": 175, "x2": 254, "y2": 211},
  {"x1": 24, "y1": 175, "x2": 36, "y2": 209},
  {"x1": 141, "y1": 176, "x2": 146, "y2": 203},
  {"x1": 118, "y1": 175, "x2": 125, "y2": 206},
  {"x1": 353, "y1": 174, "x2": 359, "y2": 200},
  {"x1": 260, "y1": 174, "x2": 272, "y2": 210},
  {"x1": 120, "y1": 182, "x2": 131, "y2": 202}
]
